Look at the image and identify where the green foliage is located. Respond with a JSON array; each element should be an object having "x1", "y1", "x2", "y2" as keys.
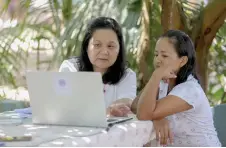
[
  {"x1": 148, "y1": 0, "x2": 162, "y2": 74},
  {"x1": 208, "y1": 23, "x2": 226, "y2": 105},
  {"x1": 0, "y1": 25, "x2": 27, "y2": 87},
  {"x1": 0, "y1": 0, "x2": 225, "y2": 105},
  {"x1": 53, "y1": 0, "x2": 141, "y2": 67}
]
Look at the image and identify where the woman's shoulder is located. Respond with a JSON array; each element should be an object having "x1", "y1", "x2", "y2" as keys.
[
  {"x1": 125, "y1": 68, "x2": 136, "y2": 75},
  {"x1": 173, "y1": 75, "x2": 201, "y2": 91},
  {"x1": 170, "y1": 75, "x2": 204, "y2": 98},
  {"x1": 168, "y1": 75, "x2": 207, "y2": 108},
  {"x1": 59, "y1": 57, "x2": 79, "y2": 72},
  {"x1": 116, "y1": 68, "x2": 136, "y2": 85},
  {"x1": 125, "y1": 68, "x2": 136, "y2": 79}
]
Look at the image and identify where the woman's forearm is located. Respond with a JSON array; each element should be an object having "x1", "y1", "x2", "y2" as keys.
[
  {"x1": 131, "y1": 91, "x2": 144, "y2": 114},
  {"x1": 137, "y1": 72, "x2": 162, "y2": 120},
  {"x1": 131, "y1": 96, "x2": 139, "y2": 114}
]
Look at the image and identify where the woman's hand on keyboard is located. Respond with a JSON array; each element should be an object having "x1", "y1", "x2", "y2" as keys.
[{"x1": 107, "y1": 103, "x2": 132, "y2": 117}]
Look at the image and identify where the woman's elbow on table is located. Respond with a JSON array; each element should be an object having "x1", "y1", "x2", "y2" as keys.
[
  {"x1": 136, "y1": 108, "x2": 154, "y2": 121},
  {"x1": 131, "y1": 96, "x2": 154, "y2": 120},
  {"x1": 131, "y1": 97, "x2": 138, "y2": 114}
]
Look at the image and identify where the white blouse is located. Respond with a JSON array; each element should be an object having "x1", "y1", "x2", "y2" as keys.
[
  {"x1": 59, "y1": 59, "x2": 137, "y2": 108},
  {"x1": 158, "y1": 75, "x2": 221, "y2": 147}
]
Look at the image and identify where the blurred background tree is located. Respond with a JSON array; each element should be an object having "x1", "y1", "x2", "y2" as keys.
[{"x1": 0, "y1": 0, "x2": 225, "y2": 105}]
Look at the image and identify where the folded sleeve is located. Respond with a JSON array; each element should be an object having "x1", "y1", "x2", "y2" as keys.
[
  {"x1": 168, "y1": 81, "x2": 202, "y2": 109},
  {"x1": 116, "y1": 68, "x2": 137, "y2": 100}
]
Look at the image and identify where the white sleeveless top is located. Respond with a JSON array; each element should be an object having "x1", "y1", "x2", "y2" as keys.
[
  {"x1": 59, "y1": 59, "x2": 137, "y2": 108},
  {"x1": 158, "y1": 75, "x2": 221, "y2": 147}
]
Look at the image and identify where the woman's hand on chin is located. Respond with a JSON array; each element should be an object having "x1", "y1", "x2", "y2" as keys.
[{"x1": 154, "y1": 66, "x2": 177, "y2": 83}]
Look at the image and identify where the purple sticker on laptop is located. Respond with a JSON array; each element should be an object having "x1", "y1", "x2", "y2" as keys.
[
  {"x1": 58, "y1": 79, "x2": 66, "y2": 87},
  {"x1": 54, "y1": 77, "x2": 72, "y2": 95}
]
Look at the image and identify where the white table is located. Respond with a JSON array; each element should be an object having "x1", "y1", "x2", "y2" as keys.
[{"x1": 0, "y1": 112, "x2": 157, "y2": 147}]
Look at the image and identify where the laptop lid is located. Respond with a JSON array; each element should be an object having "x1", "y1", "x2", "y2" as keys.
[{"x1": 26, "y1": 71, "x2": 108, "y2": 128}]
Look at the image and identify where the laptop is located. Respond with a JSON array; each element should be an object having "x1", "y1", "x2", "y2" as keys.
[{"x1": 26, "y1": 71, "x2": 132, "y2": 128}]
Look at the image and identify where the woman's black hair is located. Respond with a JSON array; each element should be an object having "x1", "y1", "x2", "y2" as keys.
[
  {"x1": 160, "y1": 29, "x2": 199, "y2": 85},
  {"x1": 76, "y1": 17, "x2": 126, "y2": 85}
]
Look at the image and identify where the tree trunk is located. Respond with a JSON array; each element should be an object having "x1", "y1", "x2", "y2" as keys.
[
  {"x1": 160, "y1": 0, "x2": 226, "y2": 92},
  {"x1": 137, "y1": 0, "x2": 226, "y2": 92},
  {"x1": 192, "y1": 0, "x2": 226, "y2": 92},
  {"x1": 161, "y1": 0, "x2": 186, "y2": 32},
  {"x1": 136, "y1": 0, "x2": 152, "y2": 89}
]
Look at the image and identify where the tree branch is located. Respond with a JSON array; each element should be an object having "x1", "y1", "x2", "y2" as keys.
[
  {"x1": 192, "y1": 0, "x2": 226, "y2": 92},
  {"x1": 221, "y1": 92, "x2": 226, "y2": 104},
  {"x1": 201, "y1": 0, "x2": 226, "y2": 50},
  {"x1": 137, "y1": 0, "x2": 152, "y2": 87},
  {"x1": 160, "y1": 0, "x2": 186, "y2": 32}
]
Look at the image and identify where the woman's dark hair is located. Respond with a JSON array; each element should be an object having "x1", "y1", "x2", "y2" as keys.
[
  {"x1": 76, "y1": 17, "x2": 126, "y2": 85},
  {"x1": 160, "y1": 29, "x2": 198, "y2": 85}
]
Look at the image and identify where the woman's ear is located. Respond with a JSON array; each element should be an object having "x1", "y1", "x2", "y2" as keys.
[{"x1": 180, "y1": 56, "x2": 188, "y2": 68}]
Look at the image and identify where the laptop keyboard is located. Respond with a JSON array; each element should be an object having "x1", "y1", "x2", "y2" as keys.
[{"x1": 107, "y1": 119, "x2": 117, "y2": 122}]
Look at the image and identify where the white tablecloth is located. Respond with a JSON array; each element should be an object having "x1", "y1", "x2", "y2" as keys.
[{"x1": 0, "y1": 112, "x2": 157, "y2": 147}]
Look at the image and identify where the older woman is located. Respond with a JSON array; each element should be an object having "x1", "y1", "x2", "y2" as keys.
[{"x1": 59, "y1": 17, "x2": 136, "y2": 117}]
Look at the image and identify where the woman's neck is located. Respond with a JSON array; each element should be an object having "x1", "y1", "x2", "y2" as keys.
[
  {"x1": 168, "y1": 79, "x2": 176, "y2": 93},
  {"x1": 93, "y1": 67, "x2": 107, "y2": 75}
]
